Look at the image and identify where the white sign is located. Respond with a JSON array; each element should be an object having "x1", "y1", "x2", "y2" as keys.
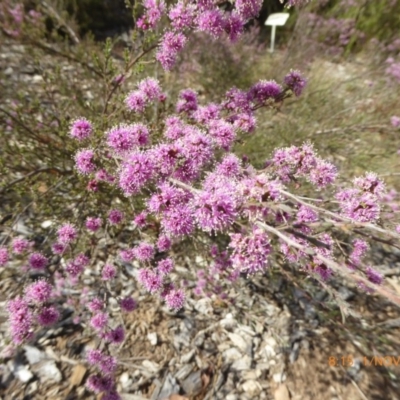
[
  {"x1": 265, "y1": 13, "x2": 290, "y2": 26},
  {"x1": 265, "y1": 13, "x2": 290, "y2": 53}
]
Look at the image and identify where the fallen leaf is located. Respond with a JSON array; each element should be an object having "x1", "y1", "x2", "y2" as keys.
[
  {"x1": 274, "y1": 384, "x2": 290, "y2": 400},
  {"x1": 69, "y1": 364, "x2": 87, "y2": 387},
  {"x1": 165, "y1": 395, "x2": 189, "y2": 400}
]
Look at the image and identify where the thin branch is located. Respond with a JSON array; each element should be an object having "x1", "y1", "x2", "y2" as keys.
[
  {"x1": 0, "y1": 167, "x2": 71, "y2": 194},
  {"x1": 257, "y1": 221, "x2": 400, "y2": 308},
  {"x1": 40, "y1": 0, "x2": 80, "y2": 45}
]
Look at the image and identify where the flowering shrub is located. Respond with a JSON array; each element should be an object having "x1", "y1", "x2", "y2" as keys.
[{"x1": 1, "y1": 0, "x2": 400, "y2": 399}]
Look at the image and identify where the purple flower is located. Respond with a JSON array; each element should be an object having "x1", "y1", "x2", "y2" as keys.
[
  {"x1": 148, "y1": 182, "x2": 192, "y2": 214},
  {"x1": 193, "y1": 103, "x2": 220, "y2": 125},
  {"x1": 235, "y1": 0, "x2": 263, "y2": 20},
  {"x1": 119, "y1": 249, "x2": 135, "y2": 262},
  {"x1": 96, "y1": 169, "x2": 115, "y2": 183},
  {"x1": 248, "y1": 80, "x2": 282, "y2": 103},
  {"x1": 161, "y1": 205, "x2": 195, "y2": 236},
  {"x1": 315, "y1": 265, "x2": 333, "y2": 281},
  {"x1": 284, "y1": 69, "x2": 307, "y2": 97},
  {"x1": 105, "y1": 125, "x2": 135, "y2": 154},
  {"x1": 102, "y1": 264, "x2": 117, "y2": 281},
  {"x1": 66, "y1": 253, "x2": 90, "y2": 277},
  {"x1": 52, "y1": 242, "x2": 67, "y2": 255},
  {"x1": 232, "y1": 113, "x2": 256, "y2": 133},
  {"x1": 169, "y1": 1, "x2": 196, "y2": 30},
  {"x1": 135, "y1": 242, "x2": 155, "y2": 261},
  {"x1": 12, "y1": 237, "x2": 31, "y2": 254},
  {"x1": 134, "y1": 211, "x2": 148, "y2": 228},
  {"x1": 0, "y1": 247, "x2": 9, "y2": 266},
  {"x1": 208, "y1": 119, "x2": 236, "y2": 150},
  {"x1": 156, "y1": 31, "x2": 187, "y2": 70},
  {"x1": 391, "y1": 116, "x2": 400, "y2": 128},
  {"x1": 165, "y1": 289, "x2": 185, "y2": 310},
  {"x1": 216, "y1": 154, "x2": 242, "y2": 178},
  {"x1": 223, "y1": 87, "x2": 251, "y2": 113},
  {"x1": 157, "y1": 258, "x2": 174, "y2": 276},
  {"x1": 178, "y1": 129, "x2": 213, "y2": 168},
  {"x1": 99, "y1": 355, "x2": 118, "y2": 375},
  {"x1": 193, "y1": 190, "x2": 238, "y2": 232},
  {"x1": 25, "y1": 281, "x2": 53, "y2": 303},
  {"x1": 197, "y1": 9, "x2": 225, "y2": 38},
  {"x1": 106, "y1": 326, "x2": 125, "y2": 344},
  {"x1": 108, "y1": 209, "x2": 124, "y2": 225},
  {"x1": 137, "y1": 0, "x2": 166, "y2": 30},
  {"x1": 87, "y1": 298, "x2": 104, "y2": 312},
  {"x1": 229, "y1": 228, "x2": 271, "y2": 274},
  {"x1": 70, "y1": 118, "x2": 93, "y2": 140},
  {"x1": 176, "y1": 89, "x2": 198, "y2": 114},
  {"x1": 7, "y1": 297, "x2": 33, "y2": 344},
  {"x1": 28, "y1": 252, "x2": 48, "y2": 270},
  {"x1": 90, "y1": 312, "x2": 108, "y2": 331},
  {"x1": 125, "y1": 90, "x2": 147, "y2": 113},
  {"x1": 74, "y1": 149, "x2": 96, "y2": 175},
  {"x1": 164, "y1": 116, "x2": 186, "y2": 140},
  {"x1": 86, "y1": 349, "x2": 103, "y2": 365},
  {"x1": 37, "y1": 306, "x2": 60, "y2": 326},
  {"x1": 365, "y1": 266, "x2": 383, "y2": 285},
  {"x1": 353, "y1": 172, "x2": 385, "y2": 198},
  {"x1": 137, "y1": 269, "x2": 163, "y2": 293},
  {"x1": 157, "y1": 235, "x2": 172, "y2": 252},
  {"x1": 86, "y1": 217, "x2": 102, "y2": 231},
  {"x1": 296, "y1": 205, "x2": 318, "y2": 223},
  {"x1": 120, "y1": 297, "x2": 137, "y2": 312},
  {"x1": 224, "y1": 12, "x2": 245, "y2": 42},
  {"x1": 86, "y1": 374, "x2": 114, "y2": 394},
  {"x1": 339, "y1": 192, "x2": 380, "y2": 222},
  {"x1": 350, "y1": 239, "x2": 368, "y2": 266},
  {"x1": 57, "y1": 223, "x2": 77, "y2": 244},
  {"x1": 118, "y1": 151, "x2": 155, "y2": 196},
  {"x1": 138, "y1": 78, "x2": 162, "y2": 101},
  {"x1": 308, "y1": 159, "x2": 337, "y2": 188}
]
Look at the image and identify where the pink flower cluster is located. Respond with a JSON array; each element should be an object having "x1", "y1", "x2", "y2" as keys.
[{"x1": 7, "y1": 281, "x2": 59, "y2": 344}]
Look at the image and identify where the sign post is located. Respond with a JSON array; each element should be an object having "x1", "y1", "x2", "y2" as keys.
[{"x1": 265, "y1": 13, "x2": 290, "y2": 53}]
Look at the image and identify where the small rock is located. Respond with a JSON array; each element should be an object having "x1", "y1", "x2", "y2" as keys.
[
  {"x1": 242, "y1": 380, "x2": 262, "y2": 397},
  {"x1": 241, "y1": 369, "x2": 262, "y2": 380},
  {"x1": 194, "y1": 298, "x2": 213, "y2": 314},
  {"x1": 120, "y1": 372, "x2": 133, "y2": 390},
  {"x1": 32, "y1": 74, "x2": 43, "y2": 83},
  {"x1": 142, "y1": 360, "x2": 160, "y2": 373},
  {"x1": 231, "y1": 355, "x2": 252, "y2": 371},
  {"x1": 24, "y1": 346, "x2": 45, "y2": 364},
  {"x1": 228, "y1": 333, "x2": 248, "y2": 353},
  {"x1": 10, "y1": 363, "x2": 33, "y2": 383},
  {"x1": 147, "y1": 332, "x2": 158, "y2": 346},
  {"x1": 181, "y1": 370, "x2": 202, "y2": 396},
  {"x1": 194, "y1": 332, "x2": 205, "y2": 348},
  {"x1": 158, "y1": 374, "x2": 180, "y2": 400},
  {"x1": 222, "y1": 348, "x2": 242, "y2": 364},
  {"x1": 181, "y1": 349, "x2": 196, "y2": 364},
  {"x1": 30, "y1": 359, "x2": 61, "y2": 383},
  {"x1": 273, "y1": 372, "x2": 286, "y2": 383},
  {"x1": 220, "y1": 313, "x2": 237, "y2": 330},
  {"x1": 41, "y1": 220, "x2": 53, "y2": 228},
  {"x1": 175, "y1": 365, "x2": 194, "y2": 381}
]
